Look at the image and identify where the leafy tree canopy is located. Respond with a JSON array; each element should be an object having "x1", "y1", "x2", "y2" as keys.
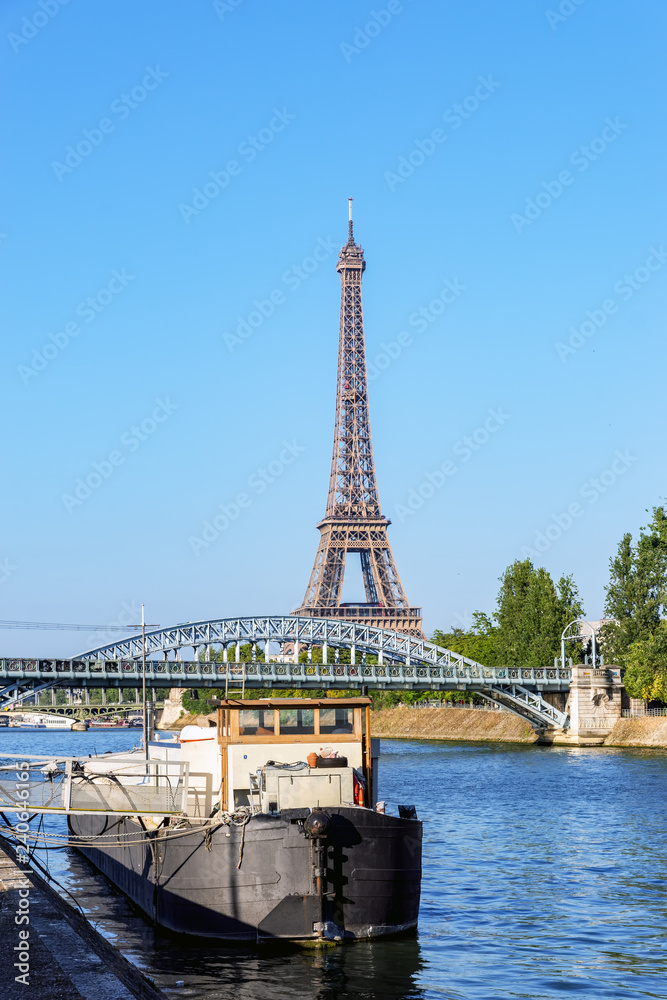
[
  {"x1": 623, "y1": 621, "x2": 667, "y2": 702},
  {"x1": 601, "y1": 505, "x2": 667, "y2": 666},
  {"x1": 433, "y1": 611, "x2": 499, "y2": 666},
  {"x1": 494, "y1": 560, "x2": 584, "y2": 669},
  {"x1": 434, "y1": 561, "x2": 584, "y2": 670}
]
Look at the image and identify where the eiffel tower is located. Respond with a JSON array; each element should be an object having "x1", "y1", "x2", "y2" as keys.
[{"x1": 294, "y1": 201, "x2": 423, "y2": 637}]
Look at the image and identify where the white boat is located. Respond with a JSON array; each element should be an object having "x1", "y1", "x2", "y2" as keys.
[{"x1": 9, "y1": 713, "x2": 87, "y2": 731}]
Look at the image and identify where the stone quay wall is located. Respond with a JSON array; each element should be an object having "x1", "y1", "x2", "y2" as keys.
[{"x1": 370, "y1": 706, "x2": 537, "y2": 743}]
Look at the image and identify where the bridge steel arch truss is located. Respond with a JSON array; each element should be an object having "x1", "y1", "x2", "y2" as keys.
[{"x1": 0, "y1": 616, "x2": 570, "y2": 729}]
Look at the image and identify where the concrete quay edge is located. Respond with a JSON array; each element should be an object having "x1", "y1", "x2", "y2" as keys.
[
  {"x1": 0, "y1": 834, "x2": 168, "y2": 1000},
  {"x1": 371, "y1": 706, "x2": 667, "y2": 748}
]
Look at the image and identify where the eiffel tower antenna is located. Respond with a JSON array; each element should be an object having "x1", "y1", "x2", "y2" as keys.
[
  {"x1": 347, "y1": 197, "x2": 357, "y2": 246},
  {"x1": 294, "y1": 202, "x2": 423, "y2": 636}
]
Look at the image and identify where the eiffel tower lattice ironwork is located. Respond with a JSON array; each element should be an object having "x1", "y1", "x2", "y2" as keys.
[{"x1": 294, "y1": 202, "x2": 423, "y2": 637}]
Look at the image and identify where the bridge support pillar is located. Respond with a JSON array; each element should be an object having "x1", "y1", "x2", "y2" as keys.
[
  {"x1": 157, "y1": 688, "x2": 188, "y2": 729},
  {"x1": 553, "y1": 664, "x2": 624, "y2": 745}
]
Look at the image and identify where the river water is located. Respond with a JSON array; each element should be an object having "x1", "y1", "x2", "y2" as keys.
[{"x1": 2, "y1": 729, "x2": 666, "y2": 999}]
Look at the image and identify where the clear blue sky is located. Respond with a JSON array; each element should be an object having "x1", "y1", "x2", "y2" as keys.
[{"x1": 1, "y1": 0, "x2": 665, "y2": 656}]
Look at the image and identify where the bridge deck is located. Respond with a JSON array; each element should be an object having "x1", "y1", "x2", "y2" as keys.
[{"x1": 0, "y1": 658, "x2": 570, "y2": 691}]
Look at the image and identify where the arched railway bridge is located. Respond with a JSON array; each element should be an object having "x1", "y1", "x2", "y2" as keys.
[{"x1": 0, "y1": 615, "x2": 571, "y2": 730}]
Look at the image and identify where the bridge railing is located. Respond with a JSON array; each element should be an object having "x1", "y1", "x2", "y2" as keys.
[{"x1": 0, "y1": 658, "x2": 572, "y2": 687}]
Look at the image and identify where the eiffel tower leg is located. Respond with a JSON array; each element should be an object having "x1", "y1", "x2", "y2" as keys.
[
  {"x1": 302, "y1": 525, "x2": 347, "y2": 608},
  {"x1": 359, "y1": 550, "x2": 379, "y2": 604},
  {"x1": 371, "y1": 545, "x2": 409, "y2": 608}
]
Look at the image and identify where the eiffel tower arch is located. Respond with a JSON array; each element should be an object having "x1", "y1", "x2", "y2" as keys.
[{"x1": 294, "y1": 202, "x2": 423, "y2": 637}]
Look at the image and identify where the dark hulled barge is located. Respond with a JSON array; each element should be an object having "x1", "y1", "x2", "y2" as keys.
[{"x1": 68, "y1": 697, "x2": 422, "y2": 943}]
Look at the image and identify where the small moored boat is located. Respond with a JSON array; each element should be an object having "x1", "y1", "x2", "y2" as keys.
[{"x1": 10, "y1": 712, "x2": 88, "y2": 731}]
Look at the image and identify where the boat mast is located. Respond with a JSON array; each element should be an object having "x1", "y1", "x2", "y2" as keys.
[{"x1": 141, "y1": 603, "x2": 147, "y2": 759}]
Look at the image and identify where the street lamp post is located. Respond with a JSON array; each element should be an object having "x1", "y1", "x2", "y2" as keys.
[
  {"x1": 142, "y1": 604, "x2": 148, "y2": 760},
  {"x1": 561, "y1": 619, "x2": 597, "y2": 669}
]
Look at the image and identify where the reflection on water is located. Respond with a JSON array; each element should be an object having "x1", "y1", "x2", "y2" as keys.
[
  {"x1": 136, "y1": 932, "x2": 424, "y2": 1000},
  {"x1": 3, "y1": 730, "x2": 667, "y2": 998},
  {"x1": 59, "y1": 845, "x2": 425, "y2": 1000}
]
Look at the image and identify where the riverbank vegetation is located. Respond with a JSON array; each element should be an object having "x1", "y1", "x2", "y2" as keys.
[
  {"x1": 600, "y1": 505, "x2": 667, "y2": 702},
  {"x1": 435, "y1": 504, "x2": 667, "y2": 707}
]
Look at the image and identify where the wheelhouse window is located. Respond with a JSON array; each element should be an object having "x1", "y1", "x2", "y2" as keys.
[
  {"x1": 319, "y1": 707, "x2": 354, "y2": 734},
  {"x1": 239, "y1": 710, "x2": 275, "y2": 735},
  {"x1": 278, "y1": 708, "x2": 315, "y2": 735}
]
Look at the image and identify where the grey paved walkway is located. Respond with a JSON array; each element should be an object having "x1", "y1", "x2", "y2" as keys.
[{"x1": 0, "y1": 840, "x2": 166, "y2": 1000}]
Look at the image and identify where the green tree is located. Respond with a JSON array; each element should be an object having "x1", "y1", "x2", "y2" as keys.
[
  {"x1": 494, "y1": 560, "x2": 584, "y2": 668},
  {"x1": 623, "y1": 622, "x2": 667, "y2": 701},
  {"x1": 433, "y1": 611, "x2": 499, "y2": 665},
  {"x1": 601, "y1": 505, "x2": 667, "y2": 665}
]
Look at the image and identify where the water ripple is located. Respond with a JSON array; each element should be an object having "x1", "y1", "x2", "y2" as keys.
[{"x1": 3, "y1": 730, "x2": 666, "y2": 998}]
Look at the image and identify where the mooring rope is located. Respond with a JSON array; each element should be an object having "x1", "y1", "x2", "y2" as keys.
[{"x1": 0, "y1": 810, "x2": 254, "y2": 849}]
